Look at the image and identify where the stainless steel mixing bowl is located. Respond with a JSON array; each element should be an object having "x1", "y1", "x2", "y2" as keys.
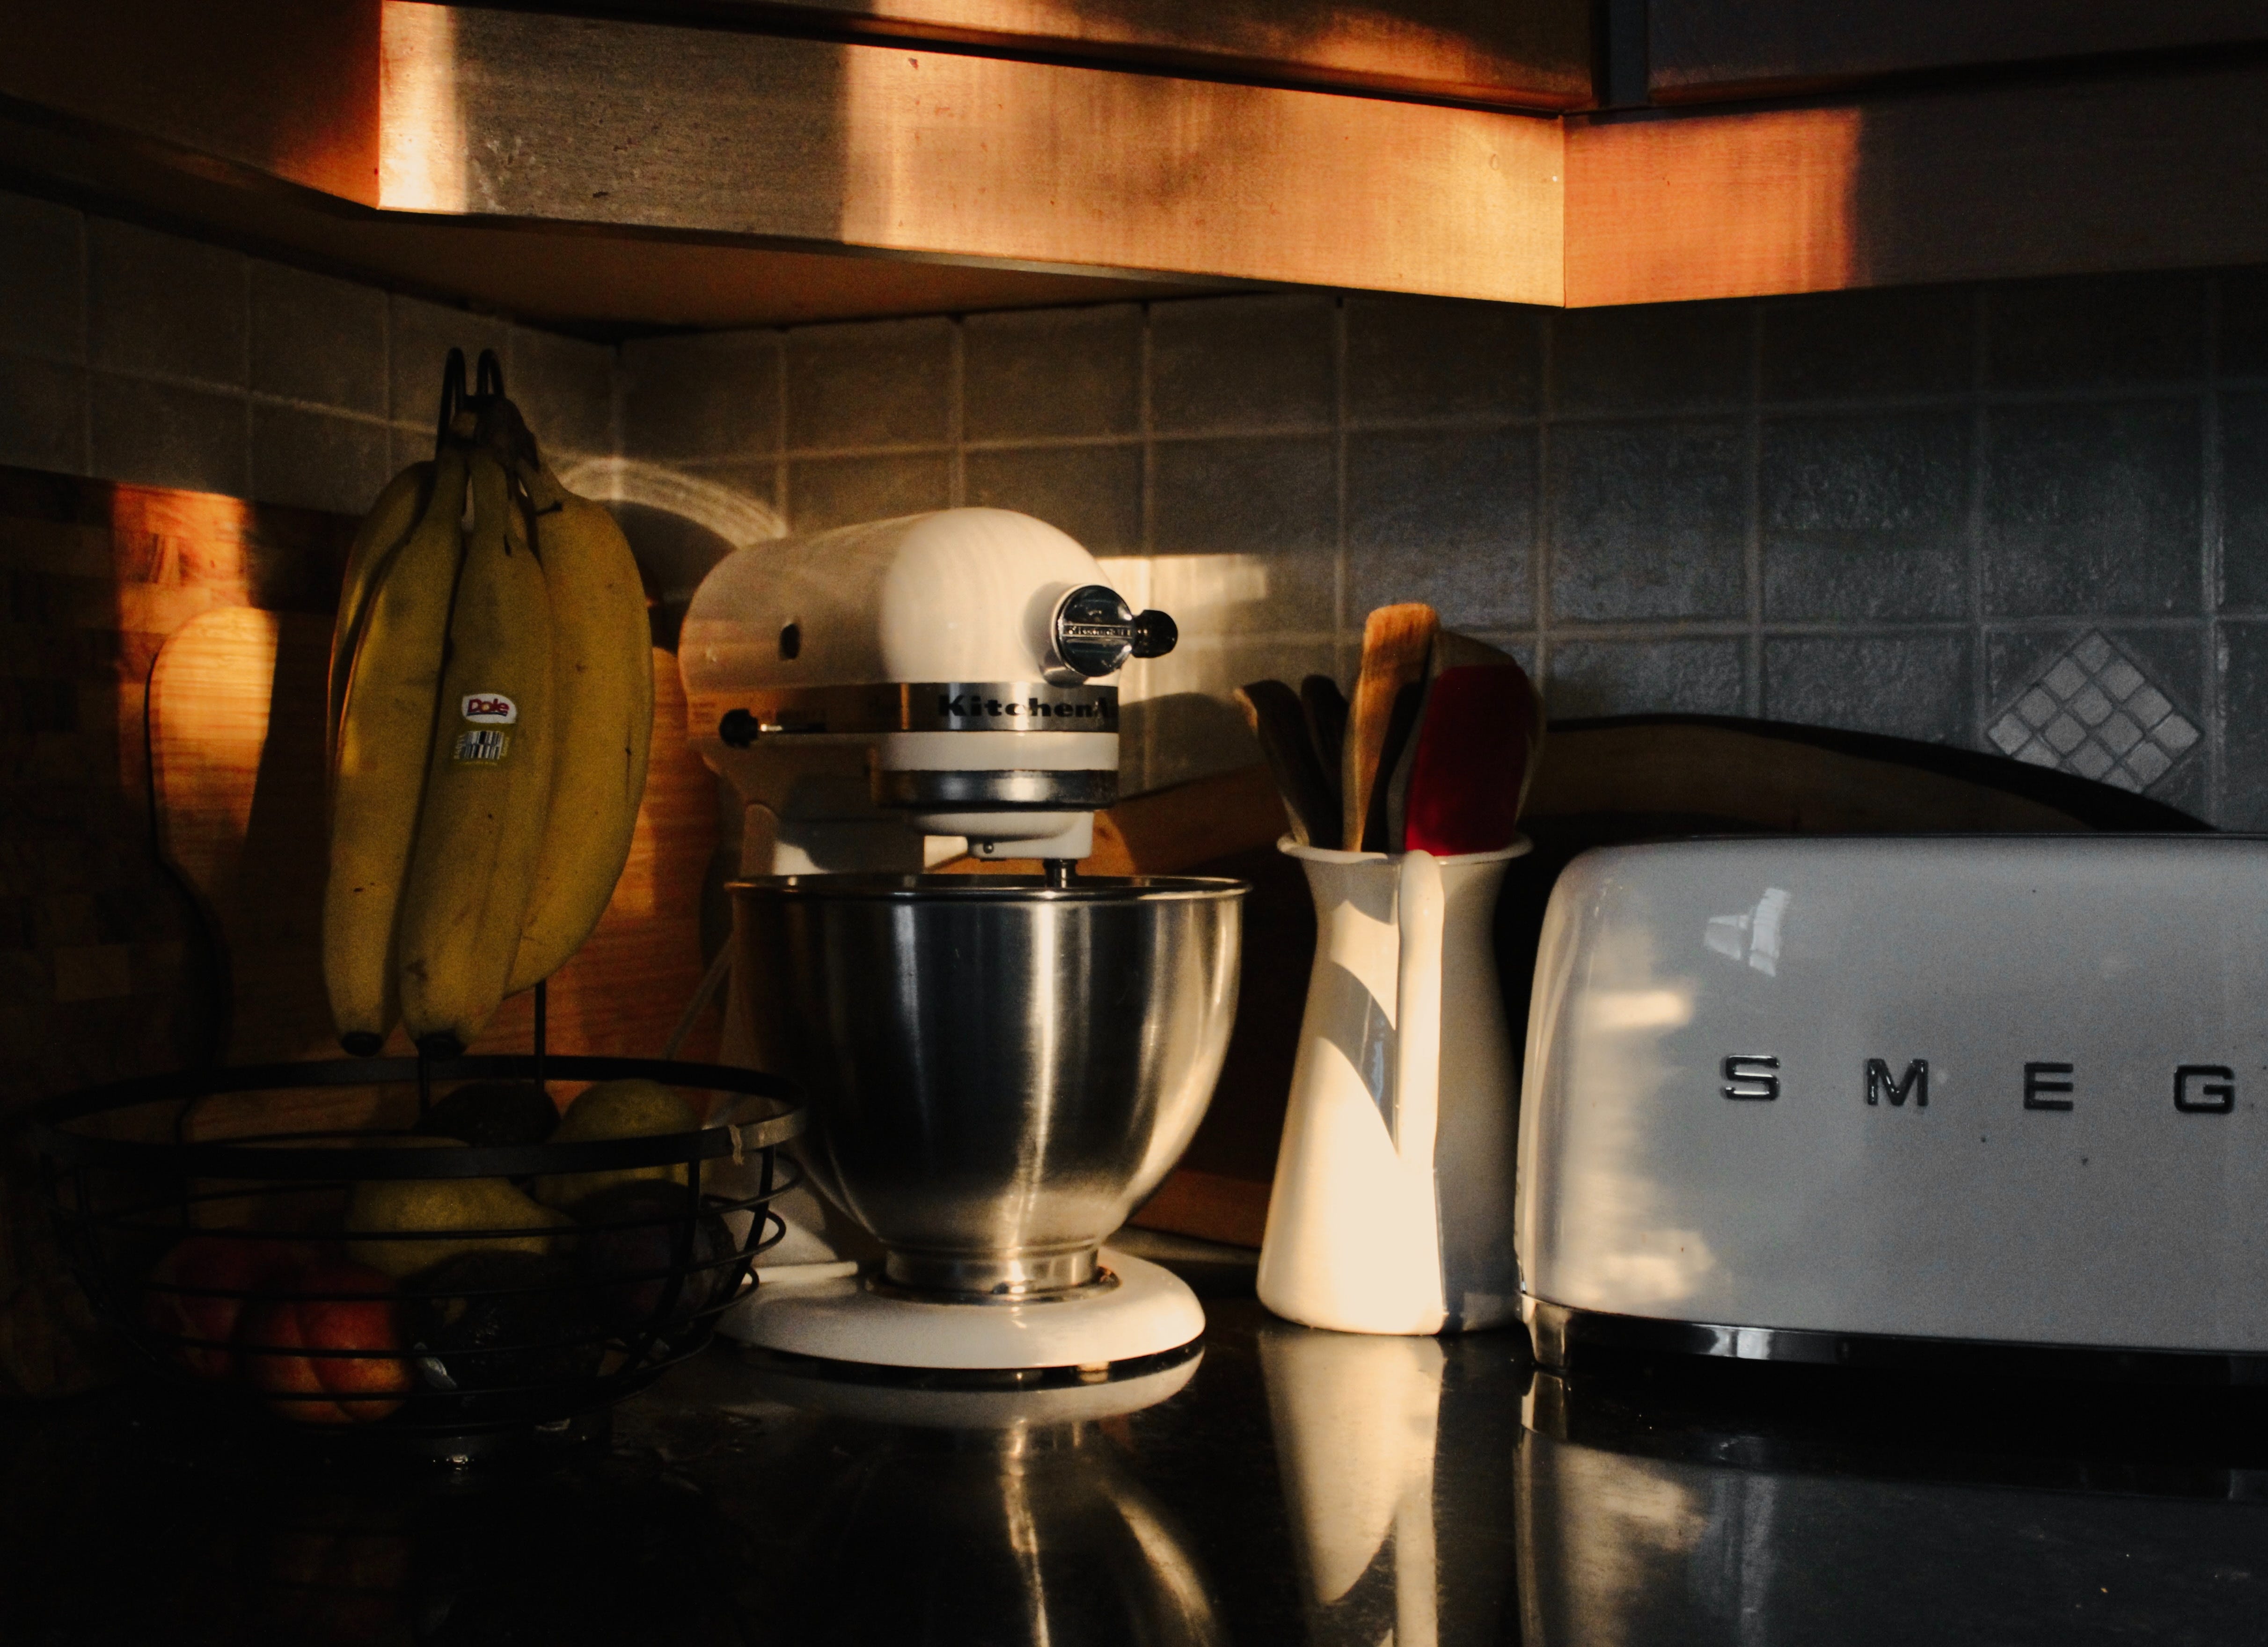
[{"x1": 732, "y1": 874, "x2": 1244, "y2": 1297}]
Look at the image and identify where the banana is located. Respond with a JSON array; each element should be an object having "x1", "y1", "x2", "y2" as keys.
[
  {"x1": 327, "y1": 461, "x2": 431, "y2": 777},
  {"x1": 505, "y1": 463, "x2": 654, "y2": 994},
  {"x1": 325, "y1": 448, "x2": 469, "y2": 1055},
  {"x1": 394, "y1": 450, "x2": 556, "y2": 1057}
]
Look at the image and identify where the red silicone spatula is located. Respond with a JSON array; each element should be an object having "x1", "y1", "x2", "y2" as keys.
[{"x1": 1401, "y1": 663, "x2": 1544, "y2": 856}]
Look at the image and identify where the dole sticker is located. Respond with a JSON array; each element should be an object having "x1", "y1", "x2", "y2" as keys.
[{"x1": 461, "y1": 692, "x2": 518, "y2": 724}]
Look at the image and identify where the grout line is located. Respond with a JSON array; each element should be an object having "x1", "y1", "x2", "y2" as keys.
[
  {"x1": 75, "y1": 357, "x2": 406, "y2": 429},
  {"x1": 1968, "y1": 284, "x2": 1991, "y2": 747},
  {"x1": 1536, "y1": 615, "x2": 2222, "y2": 642},
  {"x1": 746, "y1": 386, "x2": 2231, "y2": 464},
  {"x1": 609, "y1": 336, "x2": 624, "y2": 467},
  {"x1": 959, "y1": 431, "x2": 1165, "y2": 453},
  {"x1": 2204, "y1": 273, "x2": 2225, "y2": 823},
  {"x1": 1744, "y1": 302, "x2": 1763, "y2": 717},
  {"x1": 1534, "y1": 309, "x2": 1554, "y2": 689},
  {"x1": 947, "y1": 320, "x2": 966, "y2": 509},
  {"x1": 75, "y1": 203, "x2": 91, "y2": 477},
  {"x1": 1333, "y1": 294, "x2": 1349, "y2": 680},
  {"x1": 776, "y1": 340, "x2": 791, "y2": 525},
  {"x1": 1139, "y1": 422, "x2": 1342, "y2": 444},
  {"x1": 995, "y1": 617, "x2": 2221, "y2": 644},
  {"x1": 1138, "y1": 305, "x2": 1156, "y2": 557},
  {"x1": 772, "y1": 439, "x2": 963, "y2": 462},
  {"x1": 380, "y1": 290, "x2": 394, "y2": 431},
  {"x1": 1138, "y1": 303, "x2": 1157, "y2": 786},
  {"x1": 718, "y1": 383, "x2": 2257, "y2": 448},
  {"x1": 240, "y1": 253, "x2": 255, "y2": 500}
]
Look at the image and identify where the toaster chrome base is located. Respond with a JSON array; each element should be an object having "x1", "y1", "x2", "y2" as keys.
[{"x1": 1525, "y1": 1298, "x2": 2268, "y2": 1386}]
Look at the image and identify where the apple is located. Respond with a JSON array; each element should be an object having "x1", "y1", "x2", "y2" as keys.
[
  {"x1": 238, "y1": 1262, "x2": 413, "y2": 1425},
  {"x1": 142, "y1": 1235, "x2": 309, "y2": 1380},
  {"x1": 576, "y1": 1180, "x2": 739, "y2": 1337}
]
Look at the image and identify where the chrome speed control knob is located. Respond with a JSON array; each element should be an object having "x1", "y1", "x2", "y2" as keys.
[
  {"x1": 1130, "y1": 608, "x2": 1177, "y2": 658},
  {"x1": 1052, "y1": 585, "x2": 1178, "y2": 678}
]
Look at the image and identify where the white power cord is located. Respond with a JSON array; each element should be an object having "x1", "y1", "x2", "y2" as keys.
[{"x1": 663, "y1": 943, "x2": 733, "y2": 1061}]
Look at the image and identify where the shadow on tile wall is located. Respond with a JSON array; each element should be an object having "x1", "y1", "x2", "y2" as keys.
[
  {"x1": 0, "y1": 188, "x2": 613, "y2": 521},
  {"x1": 7, "y1": 180, "x2": 2261, "y2": 825},
  {"x1": 619, "y1": 270, "x2": 2264, "y2": 825}
]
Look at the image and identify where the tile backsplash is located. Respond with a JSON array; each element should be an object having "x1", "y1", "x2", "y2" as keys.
[
  {"x1": 9, "y1": 183, "x2": 2268, "y2": 826},
  {"x1": 621, "y1": 276, "x2": 2268, "y2": 827},
  {"x1": 0, "y1": 190, "x2": 613, "y2": 518}
]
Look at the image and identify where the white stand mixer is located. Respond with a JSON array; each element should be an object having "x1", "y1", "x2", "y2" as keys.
[{"x1": 678, "y1": 509, "x2": 1244, "y2": 1377}]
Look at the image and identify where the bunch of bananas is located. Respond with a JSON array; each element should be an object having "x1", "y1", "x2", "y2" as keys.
[{"x1": 324, "y1": 350, "x2": 654, "y2": 1058}]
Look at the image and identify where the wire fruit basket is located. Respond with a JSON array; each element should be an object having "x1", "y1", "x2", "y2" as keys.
[{"x1": 31, "y1": 1053, "x2": 801, "y2": 1447}]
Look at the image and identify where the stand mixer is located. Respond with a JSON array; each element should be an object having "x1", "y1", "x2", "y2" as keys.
[{"x1": 678, "y1": 509, "x2": 1245, "y2": 1376}]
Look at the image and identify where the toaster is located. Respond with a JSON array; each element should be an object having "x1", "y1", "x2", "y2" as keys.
[{"x1": 1516, "y1": 836, "x2": 2268, "y2": 1373}]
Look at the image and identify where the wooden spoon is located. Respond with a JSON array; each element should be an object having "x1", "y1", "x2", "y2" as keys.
[{"x1": 1341, "y1": 604, "x2": 1438, "y2": 851}]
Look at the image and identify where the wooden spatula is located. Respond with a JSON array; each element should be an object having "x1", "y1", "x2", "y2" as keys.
[
  {"x1": 1235, "y1": 680, "x2": 1339, "y2": 846},
  {"x1": 1342, "y1": 604, "x2": 1438, "y2": 851},
  {"x1": 1402, "y1": 662, "x2": 1545, "y2": 856}
]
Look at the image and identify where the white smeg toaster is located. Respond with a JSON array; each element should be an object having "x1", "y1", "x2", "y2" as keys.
[{"x1": 1516, "y1": 836, "x2": 2268, "y2": 1371}]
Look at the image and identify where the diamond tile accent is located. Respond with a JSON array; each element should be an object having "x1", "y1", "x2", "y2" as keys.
[
  {"x1": 1983, "y1": 630, "x2": 2201, "y2": 794},
  {"x1": 2128, "y1": 742, "x2": 2172, "y2": 785}
]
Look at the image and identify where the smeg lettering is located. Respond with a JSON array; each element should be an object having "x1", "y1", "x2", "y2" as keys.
[
  {"x1": 2012, "y1": 1062, "x2": 2239, "y2": 1114},
  {"x1": 2175, "y1": 1064, "x2": 2236, "y2": 1114},
  {"x1": 1711, "y1": 1056, "x2": 2243, "y2": 1115},
  {"x1": 2023, "y1": 1063, "x2": 2075, "y2": 1110},
  {"x1": 1721, "y1": 1055, "x2": 1779, "y2": 1101},
  {"x1": 1865, "y1": 1058, "x2": 1928, "y2": 1108}
]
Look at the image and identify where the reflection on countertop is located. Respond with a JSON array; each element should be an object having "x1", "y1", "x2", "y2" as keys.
[{"x1": 7, "y1": 1283, "x2": 2268, "y2": 1643}]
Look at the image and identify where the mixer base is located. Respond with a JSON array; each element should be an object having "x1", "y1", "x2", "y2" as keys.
[{"x1": 719, "y1": 1248, "x2": 1205, "y2": 1371}]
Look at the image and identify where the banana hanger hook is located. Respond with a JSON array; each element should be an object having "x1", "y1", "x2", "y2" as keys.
[{"x1": 433, "y1": 347, "x2": 470, "y2": 453}]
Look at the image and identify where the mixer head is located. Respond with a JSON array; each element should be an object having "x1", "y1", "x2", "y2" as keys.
[{"x1": 679, "y1": 509, "x2": 1176, "y2": 869}]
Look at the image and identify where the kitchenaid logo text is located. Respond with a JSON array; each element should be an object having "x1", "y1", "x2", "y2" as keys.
[
  {"x1": 1718, "y1": 1056, "x2": 2238, "y2": 1114},
  {"x1": 936, "y1": 693, "x2": 1116, "y2": 723}
]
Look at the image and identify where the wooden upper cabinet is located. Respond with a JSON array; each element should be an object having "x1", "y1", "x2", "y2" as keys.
[
  {"x1": 631, "y1": 0, "x2": 1597, "y2": 108},
  {"x1": 1649, "y1": 0, "x2": 2268, "y2": 102},
  {"x1": 0, "y1": 0, "x2": 380, "y2": 202},
  {"x1": 11, "y1": 0, "x2": 2268, "y2": 319}
]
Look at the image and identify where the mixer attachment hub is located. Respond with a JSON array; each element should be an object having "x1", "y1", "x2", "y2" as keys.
[{"x1": 865, "y1": 1255, "x2": 1122, "y2": 1306}]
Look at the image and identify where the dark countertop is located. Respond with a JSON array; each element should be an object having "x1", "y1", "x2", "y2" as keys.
[{"x1": 5, "y1": 1261, "x2": 2268, "y2": 1645}]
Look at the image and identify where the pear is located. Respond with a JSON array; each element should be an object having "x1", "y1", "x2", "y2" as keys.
[
  {"x1": 534, "y1": 1079, "x2": 699, "y2": 1212},
  {"x1": 345, "y1": 1137, "x2": 571, "y2": 1280}
]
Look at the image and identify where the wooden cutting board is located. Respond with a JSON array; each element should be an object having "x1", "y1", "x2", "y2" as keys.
[{"x1": 147, "y1": 610, "x2": 718, "y2": 1070}]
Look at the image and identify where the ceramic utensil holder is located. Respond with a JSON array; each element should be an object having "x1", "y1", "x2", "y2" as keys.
[{"x1": 1258, "y1": 838, "x2": 1528, "y2": 1335}]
